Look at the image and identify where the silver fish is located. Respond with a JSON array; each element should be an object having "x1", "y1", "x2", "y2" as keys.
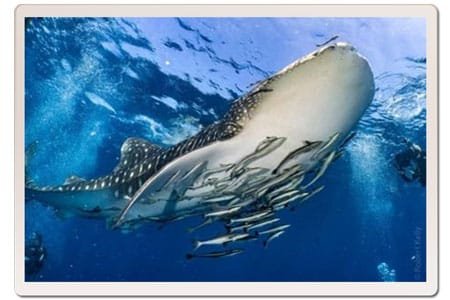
[
  {"x1": 247, "y1": 218, "x2": 280, "y2": 231},
  {"x1": 228, "y1": 209, "x2": 273, "y2": 224},
  {"x1": 230, "y1": 136, "x2": 286, "y2": 177},
  {"x1": 186, "y1": 249, "x2": 243, "y2": 260},
  {"x1": 204, "y1": 206, "x2": 241, "y2": 218},
  {"x1": 340, "y1": 131, "x2": 356, "y2": 149},
  {"x1": 272, "y1": 194, "x2": 305, "y2": 209},
  {"x1": 193, "y1": 233, "x2": 250, "y2": 250},
  {"x1": 227, "y1": 196, "x2": 258, "y2": 209},
  {"x1": 255, "y1": 165, "x2": 304, "y2": 198},
  {"x1": 187, "y1": 218, "x2": 213, "y2": 233},
  {"x1": 272, "y1": 205, "x2": 285, "y2": 211},
  {"x1": 200, "y1": 164, "x2": 234, "y2": 184},
  {"x1": 303, "y1": 150, "x2": 336, "y2": 189},
  {"x1": 258, "y1": 224, "x2": 291, "y2": 235},
  {"x1": 226, "y1": 197, "x2": 245, "y2": 207},
  {"x1": 222, "y1": 168, "x2": 269, "y2": 194},
  {"x1": 228, "y1": 223, "x2": 251, "y2": 233},
  {"x1": 264, "y1": 230, "x2": 285, "y2": 248},
  {"x1": 265, "y1": 174, "x2": 305, "y2": 199},
  {"x1": 273, "y1": 141, "x2": 322, "y2": 174},
  {"x1": 268, "y1": 190, "x2": 303, "y2": 204},
  {"x1": 300, "y1": 185, "x2": 325, "y2": 203},
  {"x1": 313, "y1": 132, "x2": 340, "y2": 159},
  {"x1": 203, "y1": 194, "x2": 237, "y2": 204},
  {"x1": 238, "y1": 176, "x2": 273, "y2": 197},
  {"x1": 332, "y1": 149, "x2": 344, "y2": 162}
]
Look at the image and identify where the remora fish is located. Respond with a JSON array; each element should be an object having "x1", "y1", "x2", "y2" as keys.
[
  {"x1": 272, "y1": 141, "x2": 322, "y2": 174},
  {"x1": 230, "y1": 136, "x2": 286, "y2": 177},
  {"x1": 264, "y1": 230, "x2": 285, "y2": 248},
  {"x1": 300, "y1": 185, "x2": 325, "y2": 203},
  {"x1": 228, "y1": 223, "x2": 252, "y2": 233},
  {"x1": 264, "y1": 174, "x2": 305, "y2": 199},
  {"x1": 312, "y1": 132, "x2": 340, "y2": 160},
  {"x1": 186, "y1": 249, "x2": 243, "y2": 260},
  {"x1": 202, "y1": 195, "x2": 237, "y2": 204},
  {"x1": 268, "y1": 189, "x2": 303, "y2": 204},
  {"x1": 303, "y1": 150, "x2": 336, "y2": 189},
  {"x1": 193, "y1": 233, "x2": 250, "y2": 250},
  {"x1": 254, "y1": 165, "x2": 303, "y2": 198},
  {"x1": 258, "y1": 224, "x2": 291, "y2": 235},
  {"x1": 204, "y1": 206, "x2": 241, "y2": 218},
  {"x1": 247, "y1": 218, "x2": 280, "y2": 231},
  {"x1": 26, "y1": 42, "x2": 374, "y2": 228},
  {"x1": 272, "y1": 194, "x2": 304, "y2": 209},
  {"x1": 228, "y1": 209, "x2": 273, "y2": 224},
  {"x1": 187, "y1": 218, "x2": 213, "y2": 233}
]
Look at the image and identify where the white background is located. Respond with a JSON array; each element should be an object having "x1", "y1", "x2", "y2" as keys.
[{"x1": 0, "y1": 0, "x2": 447, "y2": 299}]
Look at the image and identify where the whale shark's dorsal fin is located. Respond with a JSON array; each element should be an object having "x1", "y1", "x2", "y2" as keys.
[
  {"x1": 64, "y1": 175, "x2": 86, "y2": 185},
  {"x1": 114, "y1": 137, "x2": 164, "y2": 173}
]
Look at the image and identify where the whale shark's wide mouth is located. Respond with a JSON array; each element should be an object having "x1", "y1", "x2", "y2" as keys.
[
  {"x1": 315, "y1": 42, "x2": 357, "y2": 59},
  {"x1": 258, "y1": 41, "x2": 374, "y2": 120},
  {"x1": 273, "y1": 42, "x2": 364, "y2": 78}
]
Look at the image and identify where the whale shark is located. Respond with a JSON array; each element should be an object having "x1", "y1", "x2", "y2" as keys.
[{"x1": 26, "y1": 42, "x2": 374, "y2": 247}]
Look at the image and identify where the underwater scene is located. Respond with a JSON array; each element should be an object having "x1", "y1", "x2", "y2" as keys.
[{"x1": 24, "y1": 17, "x2": 426, "y2": 282}]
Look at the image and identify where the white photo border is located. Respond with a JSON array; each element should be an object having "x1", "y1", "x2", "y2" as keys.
[{"x1": 14, "y1": 4, "x2": 439, "y2": 296}]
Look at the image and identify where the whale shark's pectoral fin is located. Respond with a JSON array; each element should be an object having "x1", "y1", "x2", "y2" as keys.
[
  {"x1": 114, "y1": 137, "x2": 164, "y2": 173},
  {"x1": 114, "y1": 161, "x2": 209, "y2": 228}
]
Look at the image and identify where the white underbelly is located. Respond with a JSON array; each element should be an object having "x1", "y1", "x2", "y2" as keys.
[{"x1": 121, "y1": 130, "x2": 338, "y2": 224}]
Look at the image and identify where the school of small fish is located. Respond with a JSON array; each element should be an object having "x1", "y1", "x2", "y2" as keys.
[{"x1": 116, "y1": 131, "x2": 354, "y2": 259}]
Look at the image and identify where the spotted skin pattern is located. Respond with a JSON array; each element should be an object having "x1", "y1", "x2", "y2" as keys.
[{"x1": 27, "y1": 82, "x2": 274, "y2": 202}]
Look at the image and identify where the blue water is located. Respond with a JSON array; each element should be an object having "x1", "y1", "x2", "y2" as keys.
[{"x1": 24, "y1": 17, "x2": 426, "y2": 282}]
